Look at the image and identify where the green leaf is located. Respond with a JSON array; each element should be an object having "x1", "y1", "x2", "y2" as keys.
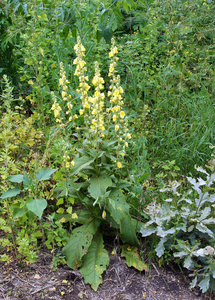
[
  {"x1": 88, "y1": 175, "x2": 112, "y2": 200},
  {"x1": 70, "y1": 156, "x2": 95, "y2": 175},
  {"x1": 120, "y1": 217, "x2": 140, "y2": 246},
  {"x1": 7, "y1": 175, "x2": 24, "y2": 183},
  {"x1": 108, "y1": 189, "x2": 139, "y2": 245},
  {"x1": 36, "y1": 169, "x2": 58, "y2": 181},
  {"x1": 0, "y1": 187, "x2": 21, "y2": 199},
  {"x1": 23, "y1": 174, "x2": 34, "y2": 189},
  {"x1": 27, "y1": 198, "x2": 47, "y2": 218},
  {"x1": 63, "y1": 219, "x2": 101, "y2": 270},
  {"x1": 108, "y1": 189, "x2": 129, "y2": 224},
  {"x1": 13, "y1": 207, "x2": 27, "y2": 218},
  {"x1": 121, "y1": 245, "x2": 148, "y2": 272},
  {"x1": 80, "y1": 233, "x2": 109, "y2": 291}
]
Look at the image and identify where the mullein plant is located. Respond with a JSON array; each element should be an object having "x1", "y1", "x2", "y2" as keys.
[{"x1": 51, "y1": 37, "x2": 147, "y2": 291}]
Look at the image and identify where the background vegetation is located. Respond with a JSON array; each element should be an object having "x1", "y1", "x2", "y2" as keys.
[{"x1": 0, "y1": 0, "x2": 214, "y2": 295}]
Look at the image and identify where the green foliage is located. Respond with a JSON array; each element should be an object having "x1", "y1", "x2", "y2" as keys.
[
  {"x1": 79, "y1": 233, "x2": 109, "y2": 291},
  {"x1": 140, "y1": 160, "x2": 215, "y2": 293}
]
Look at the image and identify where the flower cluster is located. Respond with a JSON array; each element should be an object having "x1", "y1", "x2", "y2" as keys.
[
  {"x1": 89, "y1": 62, "x2": 105, "y2": 136},
  {"x1": 51, "y1": 36, "x2": 132, "y2": 170},
  {"x1": 73, "y1": 36, "x2": 90, "y2": 114},
  {"x1": 51, "y1": 91, "x2": 62, "y2": 123},
  {"x1": 107, "y1": 38, "x2": 131, "y2": 167}
]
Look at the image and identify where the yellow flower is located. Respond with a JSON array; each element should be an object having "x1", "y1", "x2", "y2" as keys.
[
  {"x1": 115, "y1": 124, "x2": 119, "y2": 131},
  {"x1": 127, "y1": 133, "x2": 131, "y2": 139},
  {"x1": 71, "y1": 161, "x2": 75, "y2": 167},
  {"x1": 61, "y1": 91, "x2": 66, "y2": 98},
  {"x1": 117, "y1": 162, "x2": 122, "y2": 168},
  {"x1": 79, "y1": 109, "x2": 84, "y2": 115},
  {"x1": 120, "y1": 111, "x2": 125, "y2": 118},
  {"x1": 66, "y1": 162, "x2": 70, "y2": 168}
]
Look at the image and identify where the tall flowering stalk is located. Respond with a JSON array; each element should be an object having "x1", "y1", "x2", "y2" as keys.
[
  {"x1": 51, "y1": 39, "x2": 142, "y2": 289},
  {"x1": 51, "y1": 36, "x2": 131, "y2": 169}
]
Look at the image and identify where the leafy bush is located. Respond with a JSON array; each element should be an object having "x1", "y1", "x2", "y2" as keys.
[{"x1": 141, "y1": 159, "x2": 215, "y2": 293}]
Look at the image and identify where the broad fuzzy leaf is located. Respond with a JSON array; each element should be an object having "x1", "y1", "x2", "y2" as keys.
[
  {"x1": 70, "y1": 156, "x2": 95, "y2": 175},
  {"x1": 0, "y1": 187, "x2": 21, "y2": 199},
  {"x1": 80, "y1": 233, "x2": 109, "y2": 291},
  {"x1": 108, "y1": 189, "x2": 130, "y2": 224},
  {"x1": 88, "y1": 175, "x2": 112, "y2": 200},
  {"x1": 36, "y1": 168, "x2": 58, "y2": 181},
  {"x1": 120, "y1": 217, "x2": 140, "y2": 246},
  {"x1": 121, "y1": 245, "x2": 148, "y2": 272},
  {"x1": 27, "y1": 198, "x2": 47, "y2": 218},
  {"x1": 63, "y1": 219, "x2": 100, "y2": 270},
  {"x1": 108, "y1": 189, "x2": 139, "y2": 245}
]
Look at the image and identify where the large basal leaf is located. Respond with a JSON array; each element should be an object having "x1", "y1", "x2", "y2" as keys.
[
  {"x1": 108, "y1": 189, "x2": 139, "y2": 245},
  {"x1": 27, "y1": 198, "x2": 47, "y2": 218},
  {"x1": 70, "y1": 156, "x2": 95, "y2": 175},
  {"x1": 121, "y1": 245, "x2": 148, "y2": 272},
  {"x1": 108, "y1": 189, "x2": 130, "y2": 224},
  {"x1": 36, "y1": 168, "x2": 58, "y2": 181},
  {"x1": 63, "y1": 219, "x2": 101, "y2": 270},
  {"x1": 80, "y1": 233, "x2": 109, "y2": 291},
  {"x1": 120, "y1": 217, "x2": 140, "y2": 246},
  {"x1": 0, "y1": 187, "x2": 21, "y2": 199},
  {"x1": 88, "y1": 175, "x2": 112, "y2": 200}
]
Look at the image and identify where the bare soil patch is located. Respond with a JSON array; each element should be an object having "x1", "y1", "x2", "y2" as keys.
[{"x1": 0, "y1": 250, "x2": 214, "y2": 300}]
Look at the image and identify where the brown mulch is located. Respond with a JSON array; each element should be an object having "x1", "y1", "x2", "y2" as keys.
[{"x1": 0, "y1": 250, "x2": 214, "y2": 300}]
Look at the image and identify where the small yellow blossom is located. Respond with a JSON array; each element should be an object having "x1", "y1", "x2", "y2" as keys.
[
  {"x1": 117, "y1": 162, "x2": 122, "y2": 168},
  {"x1": 71, "y1": 161, "x2": 75, "y2": 167},
  {"x1": 115, "y1": 124, "x2": 119, "y2": 131},
  {"x1": 120, "y1": 111, "x2": 125, "y2": 118}
]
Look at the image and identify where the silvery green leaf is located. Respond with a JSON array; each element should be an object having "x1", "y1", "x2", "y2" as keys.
[
  {"x1": 183, "y1": 256, "x2": 193, "y2": 269},
  {"x1": 202, "y1": 217, "x2": 215, "y2": 224},
  {"x1": 187, "y1": 177, "x2": 202, "y2": 194},
  {"x1": 190, "y1": 276, "x2": 197, "y2": 289},
  {"x1": 174, "y1": 251, "x2": 189, "y2": 258},
  {"x1": 155, "y1": 237, "x2": 167, "y2": 257},
  {"x1": 198, "y1": 207, "x2": 211, "y2": 221},
  {"x1": 188, "y1": 225, "x2": 195, "y2": 232},
  {"x1": 198, "y1": 275, "x2": 210, "y2": 293},
  {"x1": 176, "y1": 223, "x2": 187, "y2": 232},
  {"x1": 158, "y1": 227, "x2": 175, "y2": 237},
  {"x1": 195, "y1": 166, "x2": 208, "y2": 175},
  {"x1": 140, "y1": 226, "x2": 157, "y2": 237},
  {"x1": 196, "y1": 223, "x2": 214, "y2": 238},
  {"x1": 208, "y1": 174, "x2": 215, "y2": 186},
  {"x1": 197, "y1": 177, "x2": 206, "y2": 186},
  {"x1": 165, "y1": 198, "x2": 173, "y2": 202},
  {"x1": 194, "y1": 248, "x2": 205, "y2": 257}
]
